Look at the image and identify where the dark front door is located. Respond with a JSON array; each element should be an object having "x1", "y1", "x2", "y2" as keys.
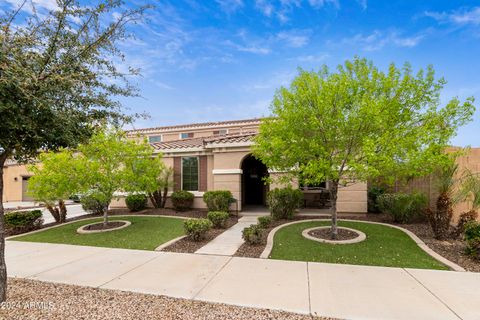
[{"x1": 242, "y1": 155, "x2": 268, "y2": 206}]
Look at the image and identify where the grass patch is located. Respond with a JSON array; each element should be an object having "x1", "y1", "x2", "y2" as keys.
[
  {"x1": 270, "y1": 220, "x2": 448, "y2": 270},
  {"x1": 9, "y1": 216, "x2": 185, "y2": 251}
]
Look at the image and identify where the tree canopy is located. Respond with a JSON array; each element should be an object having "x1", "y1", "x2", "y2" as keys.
[{"x1": 253, "y1": 57, "x2": 475, "y2": 238}]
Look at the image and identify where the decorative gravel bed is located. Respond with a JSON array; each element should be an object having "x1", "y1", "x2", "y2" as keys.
[
  {"x1": 162, "y1": 216, "x2": 239, "y2": 253},
  {"x1": 307, "y1": 227, "x2": 359, "y2": 241},
  {"x1": 3, "y1": 278, "x2": 333, "y2": 320}
]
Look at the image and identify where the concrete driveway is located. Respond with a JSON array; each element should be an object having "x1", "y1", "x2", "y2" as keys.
[{"x1": 5, "y1": 241, "x2": 480, "y2": 320}]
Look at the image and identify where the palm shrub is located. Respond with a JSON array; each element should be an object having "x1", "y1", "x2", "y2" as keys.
[
  {"x1": 171, "y1": 190, "x2": 194, "y2": 211},
  {"x1": 267, "y1": 187, "x2": 304, "y2": 220},
  {"x1": 125, "y1": 194, "x2": 148, "y2": 212},
  {"x1": 242, "y1": 224, "x2": 264, "y2": 245},
  {"x1": 464, "y1": 221, "x2": 480, "y2": 259},
  {"x1": 184, "y1": 218, "x2": 213, "y2": 241},
  {"x1": 425, "y1": 162, "x2": 458, "y2": 240},
  {"x1": 207, "y1": 211, "x2": 229, "y2": 228},
  {"x1": 377, "y1": 192, "x2": 427, "y2": 223},
  {"x1": 452, "y1": 171, "x2": 480, "y2": 238},
  {"x1": 203, "y1": 190, "x2": 235, "y2": 212}
]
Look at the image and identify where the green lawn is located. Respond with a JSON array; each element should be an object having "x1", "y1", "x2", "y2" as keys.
[
  {"x1": 270, "y1": 220, "x2": 449, "y2": 270},
  {"x1": 10, "y1": 216, "x2": 185, "y2": 251}
]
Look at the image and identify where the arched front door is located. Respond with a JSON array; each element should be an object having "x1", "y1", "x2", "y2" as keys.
[{"x1": 241, "y1": 154, "x2": 269, "y2": 206}]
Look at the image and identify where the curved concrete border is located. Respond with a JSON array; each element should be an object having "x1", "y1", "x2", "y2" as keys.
[
  {"x1": 260, "y1": 219, "x2": 465, "y2": 272},
  {"x1": 302, "y1": 226, "x2": 366, "y2": 244},
  {"x1": 155, "y1": 235, "x2": 187, "y2": 251},
  {"x1": 6, "y1": 214, "x2": 191, "y2": 240},
  {"x1": 76, "y1": 220, "x2": 131, "y2": 234}
]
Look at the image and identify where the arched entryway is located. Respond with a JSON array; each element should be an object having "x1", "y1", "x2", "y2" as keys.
[{"x1": 241, "y1": 154, "x2": 269, "y2": 207}]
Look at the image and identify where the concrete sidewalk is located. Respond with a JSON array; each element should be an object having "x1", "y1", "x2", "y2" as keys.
[
  {"x1": 195, "y1": 216, "x2": 258, "y2": 255},
  {"x1": 5, "y1": 241, "x2": 480, "y2": 320}
]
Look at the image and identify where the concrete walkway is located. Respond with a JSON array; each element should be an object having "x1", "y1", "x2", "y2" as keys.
[
  {"x1": 5, "y1": 241, "x2": 480, "y2": 320},
  {"x1": 195, "y1": 216, "x2": 258, "y2": 256}
]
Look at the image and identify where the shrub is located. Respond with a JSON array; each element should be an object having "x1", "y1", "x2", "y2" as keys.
[
  {"x1": 267, "y1": 187, "x2": 303, "y2": 220},
  {"x1": 242, "y1": 224, "x2": 264, "y2": 245},
  {"x1": 257, "y1": 216, "x2": 272, "y2": 228},
  {"x1": 125, "y1": 194, "x2": 148, "y2": 212},
  {"x1": 451, "y1": 211, "x2": 479, "y2": 238},
  {"x1": 207, "y1": 211, "x2": 229, "y2": 228},
  {"x1": 184, "y1": 218, "x2": 213, "y2": 241},
  {"x1": 81, "y1": 191, "x2": 109, "y2": 215},
  {"x1": 203, "y1": 190, "x2": 235, "y2": 212},
  {"x1": 377, "y1": 192, "x2": 427, "y2": 223},
  {"x1": 171, "y1": 190, "x2": 194, "y2": 211},
  {"x1": 5, "y1": 210, "x2": 43, "y2": 234},
  {"x1": 464, "y1": 221, "x2": 480, "y2": 259},
  {"x1": 367, "y1": 186, "x2": 386, "y2": 213}
]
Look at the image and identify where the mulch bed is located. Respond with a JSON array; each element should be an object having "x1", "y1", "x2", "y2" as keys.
[
  {"x1": 161, "y1": 216, "x2": 239, "y2": 253},
  {"x1": 308, "y1": 227, "x2": 358, "y2": 241},
  {"x1": 82, "y1": 221, "x2": 126, "y2": 231}
]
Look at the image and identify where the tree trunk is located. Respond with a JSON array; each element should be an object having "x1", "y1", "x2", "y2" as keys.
[
  {"x1": 46, "y1": 204, "x2": 61, "y2": 223},
  {"x1": 329, "y1": 180, "x2": 339, "y2": 240},
  {"x1": 103, "y1": 204, "x2": 109, "y2": 227},
  {"x1": 161, "y1": 186, "x2": 168, "y2": 208},
  {"x1": 59, "y1": 200, "x2": 67, "y2": 223},
  {"x1": 0, "y1": 152, "x2": 9, "y2": 302}
]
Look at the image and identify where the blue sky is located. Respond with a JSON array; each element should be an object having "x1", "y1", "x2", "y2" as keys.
[{"x1": 3, "y1": 0, "x2": 480, "y2": 146}]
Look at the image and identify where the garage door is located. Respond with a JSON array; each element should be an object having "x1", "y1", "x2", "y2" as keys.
[{"x1": 22, "y1": 177, "x2": 34, "y2": 201}]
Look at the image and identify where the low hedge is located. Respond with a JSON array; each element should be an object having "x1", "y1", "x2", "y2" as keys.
[
  {"x1": 257, "y1": 216, "x2": 272, "y2": 228},
  {"x1": 171, "y1": 190, "x2": 194, "y2": 211},
  {"x1": 126, "y1": 194, "x2": 148, "y2": 212},
  {"x1": 184, "y1": 218, "x2": 213, "y2": 241},
  {"x1": 465, "y1": 221, "x2": 480, "y2": 259},
  {"x1": 5, "y1": 210, "x2": 43, "y2": 234},
  {"x1": 377, "y1": 192, "x2": 427, "y2": 223},
  {"x1": 207, "y1": 211, "x2": 229, "y2": 228},
  {"x1": 242, "y1": 224, "x2": 264, "y2": 245},
  {"x1": 81, "y1": 191, "x2": 109, "y2": 215},
  {"x1": 203, "y1": 190, "x2": 235, "y2": 212},
  {"x1": 267, "y1": 187, "x2": 303, "y2": 220}
]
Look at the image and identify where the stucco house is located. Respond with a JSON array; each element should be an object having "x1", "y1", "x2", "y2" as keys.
[
  {"x1": 2, "y1": 118, "x2": 368, "y2": 213},
  {"x1": 122, "y1": 118, "x2": 368, "y2": 212}
]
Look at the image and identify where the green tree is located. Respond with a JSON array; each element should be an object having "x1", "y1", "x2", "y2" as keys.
[
  {"x1": 0, "y1": 0, "x2": 148, "y2": 301},
  {"x1": 74, "y1": 130, "x2": 161, "y2": 226},
  {"x1": 253, "y1": 58, "x2": 475, "y2": 239},
  {"x1": 27, "y1": 150, "x2": 79, "y2": 223}
]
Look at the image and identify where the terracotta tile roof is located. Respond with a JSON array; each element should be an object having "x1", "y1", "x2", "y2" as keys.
[
  {"x1": 126, "y1": 118, "x2": 262, "y2": 134},
  {"x1": 151, "y1": 132, "x2": 257, "y2": 151}
]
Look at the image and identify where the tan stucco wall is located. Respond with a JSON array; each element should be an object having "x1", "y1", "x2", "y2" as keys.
[
  {"x1": 452, "y1": 148, "x2": 480, "y2": 222},
  {"x1": 3, "y1": 164, "x2": 33, "y2": 202},
  {"x1": 337, "y1": 182, "x2": 368, "y2": 213}
]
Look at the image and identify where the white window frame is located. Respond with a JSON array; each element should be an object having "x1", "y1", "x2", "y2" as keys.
[
  {"x1": 214, "y1": 129, "x2": 229, "y2": 136},
  {"x1": 148, "y1": 135, "x2": 163, "y2": 143},
  {"x1": 181, "y1": 156, "x2": 199, "y2": 191}
]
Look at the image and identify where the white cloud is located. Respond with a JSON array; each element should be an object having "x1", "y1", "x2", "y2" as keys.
[
  {"x1": 153, "y1": 81, "x2": 174, "y2": 90},
  {"x1": 425, "y1": 7, "x2": 480, "y2": 26},
  {"x1": 308, "y1": 0, "x2": 339, "y2": 9},
  {"x1": 343, "y1": 30, "x2": 425, "y2": 51},
  {"x1": 216, "y1": 0, "x2": 244, "y2": 14},
  {"x1": 255, "y1": 0, "x2": 274, "y2": 16},
  {"x1": 276, "y1": 30, "x2": 310, "y2": 48},
  {"x1": 294, "y1": 53, "x2": 329, "y2": 63},
  {"x1": 4, "y1": 0, "x2": 58, "y2": 13}
]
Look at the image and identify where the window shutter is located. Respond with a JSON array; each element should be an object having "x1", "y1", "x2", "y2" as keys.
[
  {"x1": 199, "y1": 156, "x2": 207, "y2": 191},
  {"x1": 173, "y1": 157, "x2": 181, "y2": 191}
]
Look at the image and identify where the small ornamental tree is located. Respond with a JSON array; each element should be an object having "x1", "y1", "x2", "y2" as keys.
[
  {"x1": 27, "y1": 150, "x2": 79, "y2": 223},
  {"x1": 74, "y1": 130, "x2": 160, "y2": 227},
  {"x1": 253, "y1": 57, "x2": 475, "y2": 239}
]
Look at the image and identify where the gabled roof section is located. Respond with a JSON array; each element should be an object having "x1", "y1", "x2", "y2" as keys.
[
  {"x1": 127, "y1": 118, "x2": 262, "y2": 135},
  {"x1": 151, "y1": 132, "x2": 257, "y2": 152}
]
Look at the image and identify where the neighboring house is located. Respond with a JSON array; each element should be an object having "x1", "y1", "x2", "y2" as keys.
[{"x1": 2, "y1": 118, "x2": 368, "y2": 212}]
